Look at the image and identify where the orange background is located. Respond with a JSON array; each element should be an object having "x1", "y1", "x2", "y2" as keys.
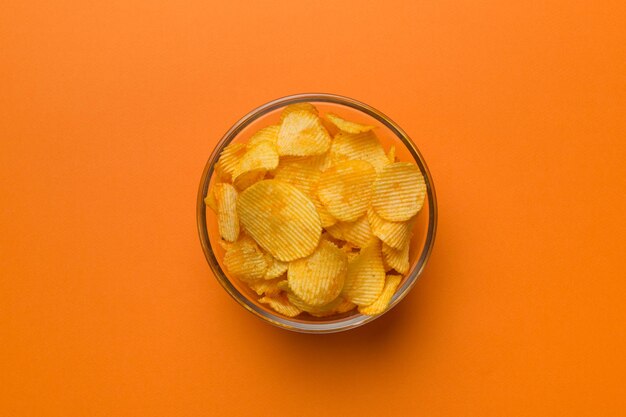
[{"x1": 1, "y1": 1, "x2": 625, "y2": 416}]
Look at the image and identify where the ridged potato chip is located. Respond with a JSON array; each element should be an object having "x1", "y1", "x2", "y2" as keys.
[
  {"x1": 288, "y1": 240, "x2": 348, "y2": 306},
  {"x1": 232, "y1": 141, "x2": 279, "y2": 183},
  {"x1": 263, "y1": 253, "x2": 289, "y2": 280},
  {"x1": 233, "y1": 169, "x2": 265, "y2": 191},
  {"x1": 367, "y1": 207, "x2": 414, "y2": 250},
  {"x1": 312, "y1": 191, "x2": 337, "y2": 228},
  {"x1": 382, "y1": 240, "x2": 410, "y2": 274},
  {"x1": 214, "y1": 183, "x2": 240, "y2": 242},
  {"x1": 330, "y1": 131, "x2": 389, "y2": 172},
  {"x1": 223, "y1": 235, "x2": 268, "y2": 282},
  {"x1": 273, "y1": 159, "x2": 321, "y2": 196},
  {"x1": 215, "y1": 143, "x2": 246, "y2": 182},
  {"x1": 387, "y1": 145, "x2": 396, "y2": 163},
  {"x1": 326, "y1": 113, "x2": 376, "y2": 134},
  {"x1": 317, "y1": 160, "x2": 376, "y2": 222},
  {"x1": 372, "y1": 162, "x2": 426, "y2": 221},
  {"x1": 309, "y1": 297, "x2": 356, "y2": 317},
  {"x1": 342, "y1": 239, "x2": 385, "y2": 306},
  {"x1": 286, "y1": 292, "x2": 345, "y2": 316},
  {"x1": 324, "y1": 223, "x2": 344, "y2": 240},
  {"x1": 331, "y1": 215, "x2": 373, "y2": 248},
  {"x1": 250, "y1": 278, "x2": 283, "y2": 296},
  {"x1": 358, "y1": 274, "x2": 402, "y2": 315},
  {"x1": 280, "y1": 102, "x2": 318, "y2": 121},
  {"x1": 259, "y1": 293, "x2": 302, "y2": 317},
  {"x1": 277, "y1": 110, "x2": 331, "y2": 156},
  {"x1": 204, "y1": 183, "x2": 218, "y2": 213},
  {"x1": 247, "y1": 125, "x2": 280, "y2": 148},
  {"x1": 237, "y1": 180, "x2": 322, "y2": 262}
]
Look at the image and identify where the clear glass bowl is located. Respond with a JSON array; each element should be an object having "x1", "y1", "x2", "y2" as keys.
[{"x1": 196, "y1": 93, "x2": 437, "y2": 333}]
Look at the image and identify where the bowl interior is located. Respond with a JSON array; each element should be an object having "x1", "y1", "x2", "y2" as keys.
[{"x1": 198, "y1": 96, "x2": 436, "y2": 332}]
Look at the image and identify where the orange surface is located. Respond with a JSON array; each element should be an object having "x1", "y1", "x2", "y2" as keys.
[{"x1": 1, "y1": 1, "x2": 625, "y2": 415}]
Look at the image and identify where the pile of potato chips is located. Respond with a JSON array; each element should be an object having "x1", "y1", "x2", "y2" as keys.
[{"x1": 205, "y1": 103, "x2": 426, "y2": 318}]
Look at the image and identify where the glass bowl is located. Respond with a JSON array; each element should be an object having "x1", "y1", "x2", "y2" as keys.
[{"x1": 196, "y1": 93, "x2": 437, "y2": 333}]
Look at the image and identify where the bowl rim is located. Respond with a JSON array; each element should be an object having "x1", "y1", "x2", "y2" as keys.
[{"x1": 196, "y1": 93, "x2": 437, "y2": 333}]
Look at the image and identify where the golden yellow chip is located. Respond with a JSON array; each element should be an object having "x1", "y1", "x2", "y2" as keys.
[
  {"x1": 387, "y1": 145, "x2": 396, "y2": 163},
  {"x1": 204, "y1": 183, "x2": 218, "y2": 213},
  {"x1": 330, "y1": 131, "x2": 389, "y2": 172},
  {"x1": 259, "y1": 293, "x2": 302, "y2": 317},
  {"x1": 333, "y1": 297, "x2": 357, "y2": 315},
  {"x1": 358, "y1": 274, "x2": 402, "y2": 315},
  {"x1": 280, "y1": 102, "x2": 318, "y2": 121},
  {"x1": 330, "y1": 215, "x2": 374, "y2": 248},
  {"x1": 286, "y1": 292, "x2": 344, "y2": 316},
  {"x1": 232, "y1": 141, "x2": 279, "y2": 183},
  {"x1": 312, "y1": 191, "x2": 337, "y2": 228},
  {"x1": 223, "y1": 235, "x2": 268, "y2": 282},
  {"x1": 263, "y1": 254, "x2": 288, "y2": 280},
  {"x1": 277, "y1": 280, "x2": 290, "y2": 292},
  {"x1": 288, "y1": 240, "x2": 348, "y2": 306},
  {"x1": 247, "y1": 125, "x2": 280, "y2": 148},
  {"x1": 237, "y1": 180, "x2": 322, "y2": 262},
  {"x1": 309, "y1": 297, "x2": 356, "y2": 317},
  {"x1": 324, "y1": 223, "x2": 344, "y2": 240},
  {"x1": 273, "y1": 159, "x2": 321, "y2": 196},
  {"x1": 367, "y1": 207, "x2": 414, "y2": 250},
  {"x1": 342, "y1": 239, "x2": 385, "y2": 306},
  {"x1": 317, "y1": 160, "x2": 376, "y2": 222},
  {"x1": 382, "y1": 240, "x2": 410, "y2": 274},
  {"x1": 372, "y1": 162, "x2": 426, "y2": 222},
  {"x1": 326, "y1": 113, "x2": 376, "y2": 134},
  {"x1": 249, "y1": 278, "x2": 283, "y2": 296},
  {"x1": 214, "y1": 183, "x2": 240, "y2": 242},
  {"x1": 215, "y1": 142, "x2": 246, "y2": 182},
  {"x1": 217, "y1": 239, "x2": 233, "y2": 252},
  {"x1": 277, "y1": 110, "x2": 331, "y2": 156},
  {"x1": 232, "y1": 169, "x2": 266, "y2": 191}
]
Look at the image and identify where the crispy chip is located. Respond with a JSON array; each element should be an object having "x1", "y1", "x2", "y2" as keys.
[
  {"x1": 215, "y1": 142, "x2": 246, "y2": 182},
  {"x1": 333, "y1": 297, "x2": 357, "y2": 314},
  {"x1": 280, "y1": 102, "x2": 318, "y2": 121},
  {"x1": 326, "y1": 113, "x2": 376, "y2": 134},
  {"x1": 233, "y1": 141, "x2": 279, "y2": 183},
  {"x1": 259, "y1": 293, "x2": 302, "y2": 317},
  {"x1": 217, "y1": 239, "x2": 233, "y2": 252},
  {"x1": 204, "y1": 182, "x2": 218, "y2": 213},
  {"x1": 309, "y1": 297, "x2": 356, "y2": 317},
  {"x1": 330, "y1": 131, "x2": 389, "y2": 172},
  {"x1": 287, "y1": 292, "x2": 345, "y2": 316},
  {"x1": 237, "y1": 180, "x2": 322, "y2": 262},
  {"x1": 382, "y1": 240, "x2": 410, "y2": 274},
  {"x1": 263, "y1": 254, "x2": 289, "y2": 280},
  {"x1": 277, "y1": 110, "x2": 331, "y2": 156},
  {"x1": 223, "y1": 235, "x2": 267, "y2": 282},
  {"x1": 273, "y1": 159, "x2": 321, "y2": 196},
  {"x1": 387, "y1": 145, "x2": 396, "y2": 163},
  {"x1": 342, "y1": 239, "x2": 385, "y2": 306},
  {"x1": 250, "y1": 278, "x2": 283, "y2": 296},
  {"x1": 329, "y1": 215, "x2": 374, "y2": 248},
  {"x1": 247, "y1": 125, "x2": 280, "y2": 148},
  {"x1": 312, "y1": 191, "x2": 337, "y2": 228},
  {"x1": 372, "y1": 162, "x2": 426, "y2": 221},
  {"x1": 358, "y1": 274, "x2": 402, "y2": 315},
  {"x1": 214, "y1": 183, "x2": 240, "y2": 242},
  {"x1": 288, "y1": 240, "x2": 348, "y2": 306},
  {"x1": 232, "y1": 169, "x2": 265, "y2": 191},
  {"x1": 277, "y1": 280, "x2": 290, "y2": 292},
  {"x1": 317, "y1": 160, "x2": 376, "y2": 222},
  {"x1": 367, "y1": 207, "x2": 414, "y2": 250}
]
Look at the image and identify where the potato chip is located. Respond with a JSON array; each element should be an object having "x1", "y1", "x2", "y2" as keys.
[
  {"x1": 330, "y1": 215, "x2": 374, "y2": 248},
  {"x1": 237, "y1": 180, "x2": 322, "y2": 261},
  {"x1": 286, "y1": 292, "x2": 345, "y2": 316},
  {"x1": 217, "y1": 239, "x2": 234, "y2": 252},
  {"x1": 333, "y1": 297, "x2": 357, "y2": 314},
  {"x1": 309, "y1": 297, "x2": 356, "y2": 317},
  {"x1": 215, "y1": 142, "x2": 246, "y2": 182},
  {"x1": 345, "y1": 250, "x2": 359, "y2": 264},
  {"x1": 247, "y1": 125, "x2": 280, "y2": 148},
  {"x1": 233, "y1": 169, "x2": 266, "y2": 191},
  {"x1": 382, "y1": 240, "x2": 410, "y2": 274},
  {"x1": 277, "y1": 280, "x2": 290, "y2": 292},
  {"x1": 277, "y1": 110, "x2": 331, "y2": 156},
  {"x1": 259, "y1": 293, "x2": 302, "y2": 317},
  {"x1": 312, "y1": 191, "x2": 337, "y2": 228},
  {"x1": 232, "y1": 141, "x2": 279, "y2": 183},
  {"x1": 330, "y1": 131, "x2": 389, "y2": 172},
  {"x1": 280, "y1": 102, "x2": 318, "y2": 121},
  {"x1": 273, "y1": 159, "x2": 321, "y2": 196},
  {"x1": 250, "y1": 278, "x2": 283, "y2": 296},
  {"x1": 324, "y1": 223, "x2": 344, "y2": 240},
  {"x1": 214, "y1": 183, "x2": 240, "y2": 242},
  {"x1": 367, "y1": 207, "x2": 414, "y2": 250},
  {"x1": 317, "y1": 160, "x2": 376, "y2": 222},
  {"x1": 263, "y1": 254, "x2": 289, "y2": 280},
  {"x1": 358, "y1": 274, "x2": 402, "y2": 315},
  {"x1": 223, "y1": 235, "x2": 268, "y2": 282},
  {"x1": 387, "y1": 145, "x2": 396, "y2": 163},
  {"x1": 288, "y1": 240, "x2": 348, "y2": 306},
  {"x1": 342, "y1": 239, "x2": 385, "y2": 306},
  {"x1": 326, "y1": 113, "x2": 376, "y2": 134},
  {"x1": 372, "y1": 162, "x2": 426, "y2": 221},
  {"x1": 204, "y1": 183, "x2": 218, "y2": 213}
]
